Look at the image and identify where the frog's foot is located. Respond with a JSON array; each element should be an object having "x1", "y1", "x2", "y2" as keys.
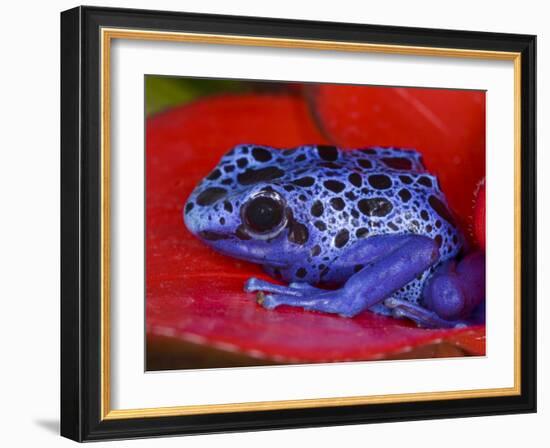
[
  {"x1": 258, "y1": 289, "x2": 364, "y2": 317},
  {"x1": 244, "y1": 277, "x2": 322, "y2": 297},
  {"x1": 245, "y1": 277, "x2": 364, "y2": 316},
  {"x1": 423, "y1": 251, "x2": 485, "y2": 322},
  {"x1": 390, "y1": 251, "x2": 485, "y2": 328},
  {"x1": 384, "y1": 298, "x2": 468, "y2": 329}
]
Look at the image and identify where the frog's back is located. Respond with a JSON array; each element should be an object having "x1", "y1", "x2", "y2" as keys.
[
  {"x1": 257, "y1": 145, "x2": 459, "y2": 254},
  {"x1": 341, "y1": 146, "x2": 426, "y2": 173},
  {"x1": 256, "y1": 145, "x2": 427, "y2": 176}
]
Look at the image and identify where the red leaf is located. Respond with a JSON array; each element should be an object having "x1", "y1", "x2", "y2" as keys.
[
  {"x1": 146, "y1": 93, "x2": 485, "y2": 367},
  {"x1": 311, "y1": 85, "x2": 486, "y2": 238},
  {"x1": 473, "y1": 180, "x2": 486, "y2": 250}
]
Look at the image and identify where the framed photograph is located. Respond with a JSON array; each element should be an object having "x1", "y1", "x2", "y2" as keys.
[{"x1": 60, "y1": 6, "x2": 536, "y2": 441}]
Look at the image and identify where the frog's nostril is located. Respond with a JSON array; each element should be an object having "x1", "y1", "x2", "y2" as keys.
[{"x1": 184, "y1": 201, "x2": 195, "y2": 215}]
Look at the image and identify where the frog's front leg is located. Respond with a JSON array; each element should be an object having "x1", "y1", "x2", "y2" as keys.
[
  {"x1": 247, "y1": 235, "x2": 439, "y2": 318},
  {"x1": 385, "y1": 251, "x2": 485, "y2": 328}
]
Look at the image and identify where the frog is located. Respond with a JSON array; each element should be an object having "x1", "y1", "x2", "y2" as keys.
[{"x1": 184, "y1": 144, "x2": 485, "y2": 328}]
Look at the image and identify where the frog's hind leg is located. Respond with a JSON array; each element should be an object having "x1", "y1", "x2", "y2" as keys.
[
  {"x1": 384, "y1": 298, "x2": 468, "y2": 328},
  {"x1": 251, "y1": 235, "x2": 439, "y2": 318},
  {"x1": 385, "y1": 251, "x2": 485, "y2": 328}
]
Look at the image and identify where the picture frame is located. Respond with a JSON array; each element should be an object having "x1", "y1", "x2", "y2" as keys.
[{"x1": 60, "y1": 5, "x2": 536, "y2": 442}]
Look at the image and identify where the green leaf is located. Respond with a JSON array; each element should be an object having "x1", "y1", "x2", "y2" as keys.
[{"x1": 145, "y1": 76, "x2": 247, "y2": 116}]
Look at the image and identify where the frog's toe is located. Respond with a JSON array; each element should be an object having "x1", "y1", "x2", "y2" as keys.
[
  {"x1": 244, "y1": 277, "x2": 308, "y2": 297},
  {"x1": 257, "y1": 292, "x2": 285, "y2": 310},
  {"x1": 257, "y1": 291, "x2": 314, "y2": 311},
  {"x1": 384, "y1": 297, "x2": 468, "y2": 329},
  {"x1": 243, "y1": 277, "x2": 263, "y2": 292}
]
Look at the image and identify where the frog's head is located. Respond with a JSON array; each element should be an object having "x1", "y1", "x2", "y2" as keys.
[{"x1": 184, "y1": 145, "x2": 311, "y2": 269}]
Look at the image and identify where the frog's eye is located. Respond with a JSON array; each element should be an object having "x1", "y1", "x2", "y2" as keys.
[{"x1": 242, "y1": 191, "x2": 286, "y2": 237}]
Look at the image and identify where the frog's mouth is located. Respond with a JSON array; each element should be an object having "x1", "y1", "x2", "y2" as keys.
[
  {"x1": 236, "y1": 255, "x2": 288, "y2": 268},
  {"x1": 198, "y1": 230, "x2": 229, "y2": 241},
  {"x1": 218, "y1": 247, "x2": 288, "y2": 268}
]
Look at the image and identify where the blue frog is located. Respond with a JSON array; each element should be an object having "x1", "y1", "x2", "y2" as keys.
[{"x1": 184, "y1": 144, "x2": 485, "y2": 328}]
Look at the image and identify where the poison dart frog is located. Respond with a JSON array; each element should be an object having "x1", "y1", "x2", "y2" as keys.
[{"x1": 184, "y1": 144, "x2": 485, "y2": 328}]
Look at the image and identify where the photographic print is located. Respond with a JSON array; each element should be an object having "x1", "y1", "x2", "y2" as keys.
[
  {"x1": 61, "y1": 7, "x2": 535, "y2": 440},
  {"x1": 145, "y1": 77, "x2": 487, "y2": 370}
]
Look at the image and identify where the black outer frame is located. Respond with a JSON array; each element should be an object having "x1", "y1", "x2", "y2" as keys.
[{"x1": 60, "y1": 5, "x2": 537, "y2": 442}]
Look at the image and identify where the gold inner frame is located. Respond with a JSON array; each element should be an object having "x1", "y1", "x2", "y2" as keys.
[{"x1": 100, "y1": 27, "x2": 522, "y2": 420}]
